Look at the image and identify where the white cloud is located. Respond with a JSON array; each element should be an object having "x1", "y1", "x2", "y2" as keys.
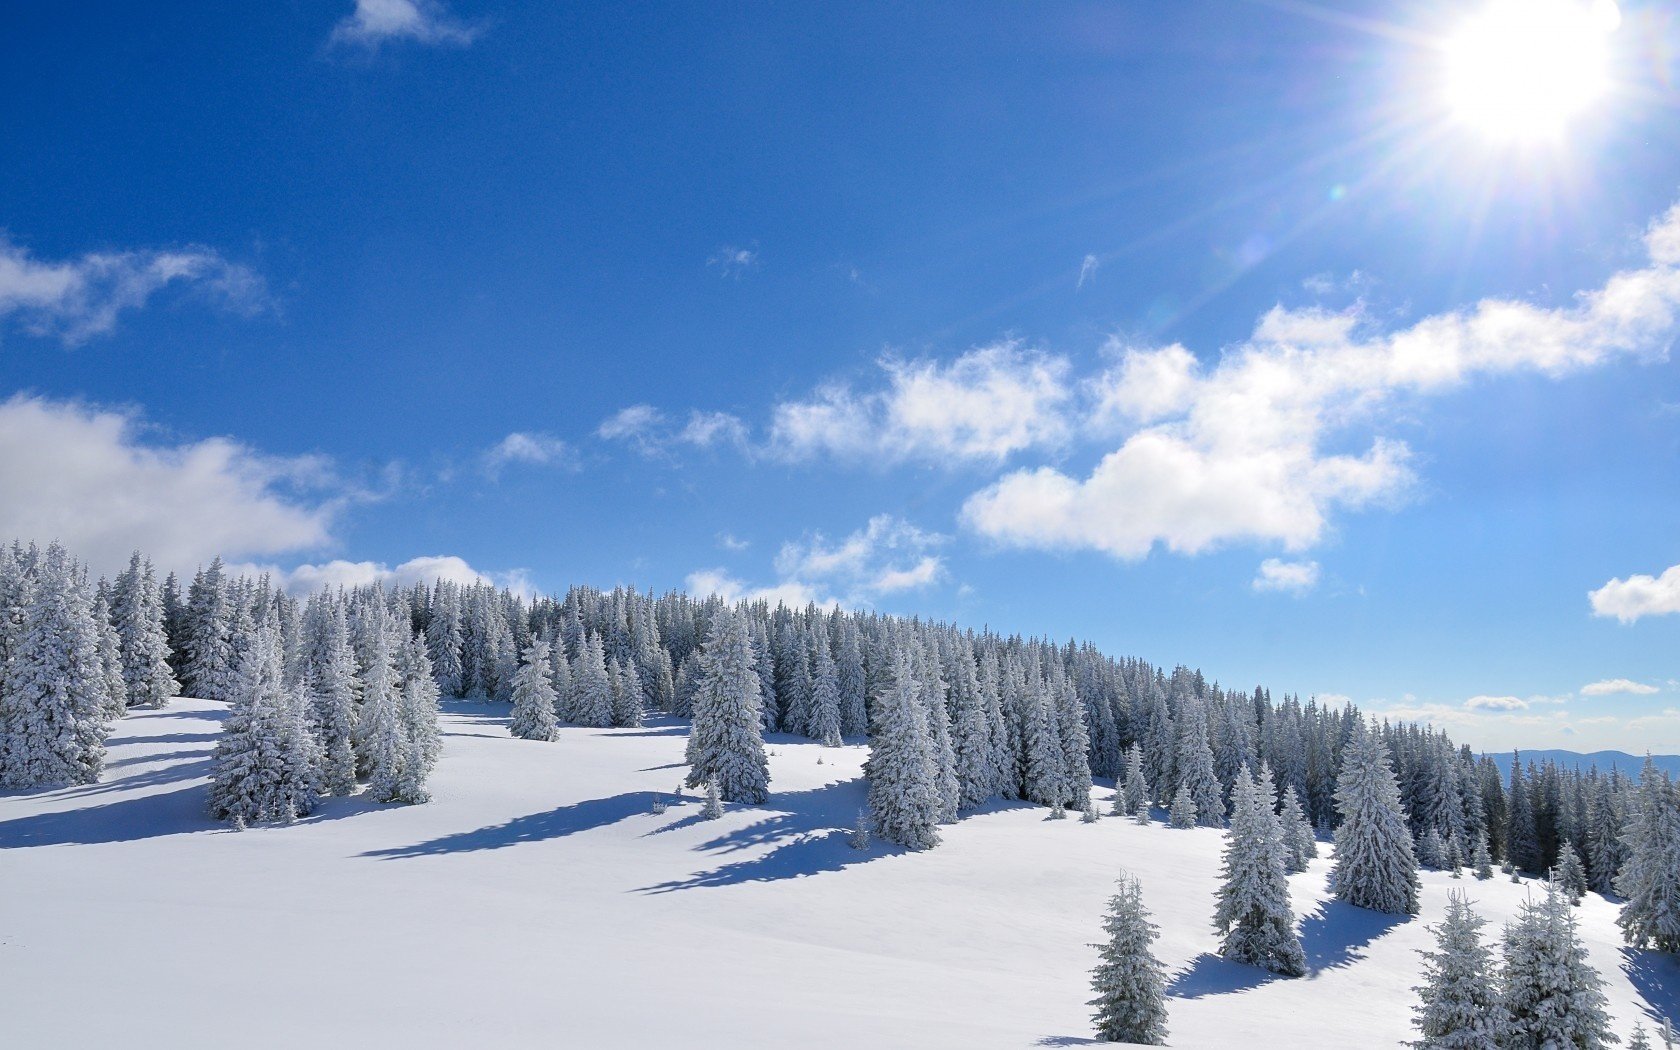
[
  {"x1": 0, "y1": 395, "x2": 338, "y2": 578},
  {"x1": 1465, "y1": 694, "x2": 1529, "y2": 711},
  {"x1": 238, "y1": 554, "x2": 532, "y2": 598},
  {"x1": 596, "y1": 404, "x2": 667, "y2": 453},
  {"x1": 708, "y1": 246, "x2": 758, "y2": 277},
  {"x1": 482, "y1": 431, "x2": 576, "y2": 476},
  {"x1": 964, "y1": 201, "x2": 1680, "y2": 561},
  {"x1": 683, "y1": 568, "x2": 831, "y2": 610},
  {"x1": 769, "y1": 341, "x2": 1073, "y2": 463},
  {"x1": 689, "y1": 514, "x2": 947, "y2": 610},
  {"x1": 679, "y1": 410, "x2": 749, "y2": 450},
  {"x1": 1077, "y1": 254, "x2": 1099, "y2": 290},
  {"x1": 716, "y1": 532, "x2": 750, "y2": 552},
  {"x1": 1252, "y1": 557, "x2": 1320, "y2": 594},
  {"x1": 1589, "y1": 563, "x2": 1680, "y2": 623},
  {"x1": 329, "y1": 0, "x2": 480, "y2": 48},
  {"x1": 1316, "y1": 693, "x2": 1353, "y2": 706},
  {"x1": 1580, "y1": 678, "x2": 1660, "y2": 696},
  {"x1": 0, "y1": 238, "x2": 265, "y2": 345}
]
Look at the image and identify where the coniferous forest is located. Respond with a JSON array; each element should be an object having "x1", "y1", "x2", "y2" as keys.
[{"x1": 1, "y1": 539, "x2": 1676, "y2": 1046}]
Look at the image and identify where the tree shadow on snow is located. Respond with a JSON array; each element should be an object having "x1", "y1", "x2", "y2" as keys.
[
  {"x1": 636, "y1": 777, "x2": 885, "y2": 894},
  {"x1": 360, "y1": 791, "x2": 658, "y2": 859},
  {"x1": 1034, "y1": 1037, "x2": 1104, "y2": 1047},
  {"x1": 1623, "y1": 946, "x2": 1680, "y2": 1026},
  {"x1": 1297, "y1": 900, "x2": 1409, "y2": 975},
  {"x1": 0, "y1": 782, "x2": 217, "y2": 846},
  {"x1": 1165, "y1": 953, "x2": 1282, "y2": 1000}
]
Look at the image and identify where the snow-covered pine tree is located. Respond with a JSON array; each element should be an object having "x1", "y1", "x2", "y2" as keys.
[
  {"x1": 1088, "y1": 871, "x2": 1170, "y2": 1045},
  {"x1": 835, "y1": 618, "x2": 868, "y2": 737},
  {"x1": 1052, "y1": 660, "x2": 1094, "y2": 813},
  {"x1": 1214, "y1": 767, "x2": 1306, "y2": 977},
  {"x1": 424, "y1": 581, "x2": 466, "y2": 698},
  {"x1": 90, "y1": 587, "x2": 128, "y2": 721},
  {"x1": 1332, "y1": 720, "x2": 1422, "y2": 915},
  {"x1": 612, "y1": 657, "x2": 646, "y2": 728},
  {"x1": 1023, "y1": 669, "x2": 1071, "y2": 809},
  {"x1": 1472, "y1": 828, "x2": 1496, "y2": 880},
  {"x1": 110, "y1": 553, "x2": 179, "y2": 710},
  {"x1": 1554, "y1": 842, "x2": 1588, "y2": 904},
  {"x1": 1169, "y1": 784, "x2": 1199, "y2": 829},
  {"x1": 1409, "y1": 890, "x2": 1508, "y2": 1050},
  {"x1": 809, "y1": 642, "x2": 843, "y2": 747},
  {"x1": 300, "y1": 595, "x2": 358, "y2": 796},
  {"x1": 701, "y1": 777, "x2": 722, "y2": 820},
  {"x1": 1175, "y1": 698, "x2": 1224, "y2": 826},
  {"x1": 1120, "y1": 743, "x2": 1150, "y2": 817},
  {"x1": 917, "y1": 643, "x2": 960, "y2": 824},
  {"x1": 1585, "y1": 779, "x2": 1626, "y2": 895},
  {"x1": 1420, "y1": 827, "x2": 1448, "y2": 870},
  {"x1": 1616, "y1": 759, "x2": 1680, "y2": 953},
  {"x1": 864, "y1": 648, "x2": 943, "y2": 851},
  {"x1": 570, "y1": 631, "x2": 614, "y2": 728},
  {"x1": 1629, "y1": 1022, "x2": 1652, "y2": 1050},
  {"x1": 182, "y1": 557, "x2": 238, "y2": 703},
  {"x1": 509, "y1": 637, "x2": 559, "y2": 741},
  {"x1": 354, "y1": 603, "x2": 406, "y2": 796},
  {"x1": 1279, "y1": 785, "x2": 1318, "y2": 873},
  {"x1": 683, "y1": 608, "x2": 770, "y2": 804},
  {"x1": 0, "y1": 545, "x2": 113, "y2": 787},
  {"x1": 207, "y1": 618, "x2": 322, "y2": 827},
  {"x1": 392, "y1": 630, "x2": 441, "y2": 803},
  {"x1": 1501, "y1": 879, "x2": 1616, "y2": 1050}
]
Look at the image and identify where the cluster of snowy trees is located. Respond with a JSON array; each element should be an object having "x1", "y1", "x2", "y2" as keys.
[
  {"x1": 5, "y1": 541, "x2": 1680, "y2": 960},
  {"x1": 1410, "y1": 882, "x2": 1630, "y2": 1049},
  {"x1": 0, "y1": 544, "x2": 177, "y2": 787}
]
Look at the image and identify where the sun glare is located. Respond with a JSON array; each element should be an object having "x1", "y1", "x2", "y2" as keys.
[{"x1": 1441, "y1": 0, "x2": 1620, "y2": 143}]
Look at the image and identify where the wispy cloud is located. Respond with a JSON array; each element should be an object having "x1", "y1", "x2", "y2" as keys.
[
  {"x1": 329, "y1": 0, "x2": 481, "y2": 49},
  {"x1": 1252, "y1": 557, "x2": 1320, "y2": 594},
  {"x1": 708, "y1": 245, "x2": 759, "y2": 278},
  {"x1": 690, "y1": 514, "x2": 948, "y2": 610},
  {"x1": 1077, "y1": 253, "x2": 1099, "y2": 290},
  {"x1": 1580, "y1": 678, "x2": 1660, "y2": 697},
  {"x1": 234, "y1": 554, "x2": 533, "y2": 598},
  {"x1": 482, "y1": 431, "x2": 577, "y2": 477},
  {"x1": 0, "y1": 238, "x2": 266, "y2": 345},
  {"x1": 1465, "y1": 694, "x2": 1529, "y2": 712},
  {"x1": 1590, "y1": 563, "x2": 1680, "y2": 623},
  {"x1": 716, "y1": 532, "x2": 750, "y2": 552}
]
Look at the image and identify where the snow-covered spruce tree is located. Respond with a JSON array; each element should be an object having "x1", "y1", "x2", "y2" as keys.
[
  {"x1": 1616, "y1": 760, "x2": 1680, "y2": 954},
  {"x1": 700, "y1": 777, "x2": 722, "y2": 820},
  {"x1": 571, "y1": 632, "x2": 614, "y2": 728},
  {"x1": 612, "y1": 657, "x2": 645, "y2": 728},
  {"x1": 1501, "y1": 879, "x2": 1616, "y2": 1050},
  {"x1": 1120, "y1": 743, "x2": 1149, "y2": 817},
  {"x1": 835, "y1": 619, "x2": 869, "y2": 737},
  {"x1": 1409, "y1": 891, "x2": 1508, "y2": 1050},
  {"x1": 91, "y1": 588, "x2": 128, "y2": 721},
  {"x1": 809, "y1": 642, "x2": 843, "y2": 747},
  {"x1": 207, "y1": 619, "x2": 322, "y2": 827},
  {"x1": 182, "y1": 557, "x2": 238, "y2": 702},
  {"x1": 110, "y1": 553, "x2": 179, "y2": 710},
  {"x1": 1471, "y1": 829, "x2": 1496, "y2": 881},
  {"x1": 1088, "y1": 871, "x2": 1170, "y2": 1045},
  {"x1": 424, "y1": 581, "x2": 466, "y2": 698},
  {"x1": 509, "y1": 637, "x2": 559, "y2": 741},
  {"x1": 1629, "y1": 1023, "x2": 1652, "y2": 1050},
  {"x1": 949, "y1": 640, "x2": 994, "y2": 809},
  {"x1": 392, "y1": 630, "x2": 441, "y2": 803},
  {"x1": 1169, "y1": 784, "x2": 1199, "y2": 829},
  {"x1": 354, "y1": 603, "x2": 406, "y2": 793},
  {"x1": 1332, "y1": 720, "x2": 1421, "y2": 915},
  {"x1": 917, "y1": 643, "x2": 960, "y2": 824},
  {"x1": 1175, "y1": 698, "x2": 1224, "y2": 826},
  {"x1": 1280, "y1": 785, "x2": 1318, "y2": 873},
  {"x1": 1023, "y1": 671, "x2": 1071, "y2": 809},
  {"x1": 683, "y1": 608, "x2": 770, "y2": 804},
  {"x1": 1586, "y1": 780, "x2": 1626, "y2": 895},
  {"x1": 1420, "y1": 827, "x2": 1448, "y2": 871},
  {"x1": 1213, "y1": 767, "x2": 1307, "y2": 977},
  {"x1": 300, "y1": 595, "x2": 358, "y2": 797},
  {"x1": 1553, "y1": 842, "x2": 1588, "y2": 905},
  {"x1": 0, "y1": 545, "x2": 113, "y2": 787},
  {"x1": 1051, "y1": 660, "x2": 1093, "y2": 813},
  {"x1": 864, "y1": 649, "x2": 944, "y2": 851}
]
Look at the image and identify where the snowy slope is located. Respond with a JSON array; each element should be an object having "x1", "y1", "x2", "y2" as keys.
[{"x1": 2, "y1": 698, "x2": 1675, "y2": 1049}]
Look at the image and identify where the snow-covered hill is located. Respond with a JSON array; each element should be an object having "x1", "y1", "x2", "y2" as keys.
[{"x1": 2, "y1": 697, "x2": 1674, "y2": 1048}]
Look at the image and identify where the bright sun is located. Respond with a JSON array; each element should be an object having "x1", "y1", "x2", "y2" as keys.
[{"x1": 1441, "y1": 0, "x2": 1620, "y2": 142}]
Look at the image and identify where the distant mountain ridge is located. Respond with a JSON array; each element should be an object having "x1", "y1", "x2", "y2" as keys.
[{"x1": 1485, "y1": 749, "x2": 1680, "y2": 778}]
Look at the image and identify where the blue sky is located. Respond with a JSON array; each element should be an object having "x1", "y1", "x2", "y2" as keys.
[{"x1": 3, "y1": 0, "x2": 1679, "y2": 752}]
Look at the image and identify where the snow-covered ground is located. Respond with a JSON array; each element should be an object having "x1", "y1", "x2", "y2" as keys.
[{"x1": 2, "y1": 697, "x2": 1674, "y2": 1048}]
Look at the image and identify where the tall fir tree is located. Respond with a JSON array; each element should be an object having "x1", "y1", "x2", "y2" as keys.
[
  {"x1": 1332, "y1": 721, "x2": 1422, "y2": 915},
  {"x1": 1088, "y1": 871, "x2": 1170, "y2": 1045},
  {"x1": 1409, "y1": 891, "x2": 1508, "y2": 1050},
  {"x1": 1502, "y1": 880, "x2": 1616, "y2": 1050},
  {"x1": 1213, "y1": 767, "x2": 1307, "y2": 977},
  {"x1": 809, "y1": 642, "x2": 844, "y2": 747},
  {"x1": 1616, "y1": 760, "x2": 1680, "y2": 954},
  {"x1": 110, "y1": 552, "x2": 179, "y2": 709},
  {"x1": 864, "y1": 649, "x2": 943, "y2": 851},
  {"x1": 207, "y1": 619, "x2": 323, "y2": 827},
  {"x1": 509, "y1": 637, "x2": 559, "y2": 741},
  {"x1": 683, "y1": 609, "x2": 770, "y2": 804},
  {"x1": 300, "y1": 596, "x2": 358, "y2": 796}
]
